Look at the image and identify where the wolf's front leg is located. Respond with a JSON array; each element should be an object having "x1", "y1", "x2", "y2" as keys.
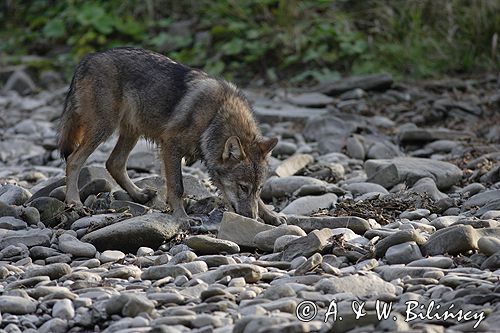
[
  {"x1": 258, "y1": 198, "x2": 286, "y2": 226},
  {"x1": 161, "y1": 145, "x2": 189, "y2": 219}
]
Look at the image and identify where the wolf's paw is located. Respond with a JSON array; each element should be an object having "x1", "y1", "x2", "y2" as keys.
[
  {"x1": 173, "y1": 211, "x2": 203, "y2": 227},
  {"x1": 261, "y1": 210, "x2": 287, "y2": 226},
  {"x1": 66, "y1": 199, "x2": 83, "y2": 208},
  {"x1": 66, "y1": 200, "x2": 92, "y2": 216},
  {"x1": 133, "y1": 188, "x2": 157, "y2": 204}
]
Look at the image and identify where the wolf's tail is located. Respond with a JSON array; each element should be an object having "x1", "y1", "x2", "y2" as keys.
[{"x1": 58, "y1": 76, "x2": 83, "y2": 160}]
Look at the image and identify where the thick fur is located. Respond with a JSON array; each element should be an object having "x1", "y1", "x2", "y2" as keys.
[{"x1": 58, "y1": 47, "x2": 284, "y2": 225}]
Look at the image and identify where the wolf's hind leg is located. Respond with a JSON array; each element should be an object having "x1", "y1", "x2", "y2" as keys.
[
  {"x1": 65, "y1": 132, "x2": 108, "y2": 206},
  {"x1": 106, "y1": 131, "x2": 156, "y2": 204}
]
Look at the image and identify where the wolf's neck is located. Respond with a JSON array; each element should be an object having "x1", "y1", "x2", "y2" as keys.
[{"x1": 200, "y1": 106, "x2": 260, "y2": 168}]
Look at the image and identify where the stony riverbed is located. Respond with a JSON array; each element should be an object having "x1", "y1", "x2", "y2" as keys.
[{"x1": 0, "y1": 69, "x2": 499, "y2": 333}]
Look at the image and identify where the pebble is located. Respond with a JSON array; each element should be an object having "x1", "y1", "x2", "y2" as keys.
[
  {"x1": 58, "y1": 233, "x2": 96, "y2": 257},
  {"x1": 294, "y1": 253, "x2": 322, "y2": 275},
  {"x1": 424, "y1": 224, "x2": 478, "y2": 255},
  {"x1": 280, "y1": 193, "x2": 337, "y2": 215},
  {"x1": 0, "y1": 296, "x2": 37, "y2": 314},
  {"x1": 407, "y1": 256, "x2": 454, "y2": 268},
  {"x1": 253, "y1": 225, "x2": 306, "y2": 252},
  {"x1": 282, "y1": 228, "x2": 333, "y2": 261},
  {"x1": 23, "y1": 262, "x2": 72, "y2": 280},
  {"x1": 0, "y1": 216, "x2": 27, "y2": 230},
  {"x1": 477, "y1": 236, "x2": 500, "y2": 256},
  {"x1": 385, "y1": 241, "x2": 423, "y2": 264},
  {"x1": 315, "y1": 274, "x2": 396, "y2": 297},
  {"x1": 100, "y1": 250, "x2": 126, "y2": 263},
  {"x1": 105, "y1": 294, "x2": 155, "y2": 317},
  {"x1": 184, "y1": 235, "x2": 240, "y2": 254},
  {"x1": 52, "y1": 299, "x2": 75, "y2": 320}
]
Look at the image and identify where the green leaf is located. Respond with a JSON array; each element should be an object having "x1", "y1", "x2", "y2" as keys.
[
  {"x1": 221, "y1": 39, "x2": 244, "y2": 55},
  {"x1": 42, "y1": 19, "x2": 66, "y2": 39},
  {"x1": 205, "y1": 60, "x2": 225, "y2": 75}
]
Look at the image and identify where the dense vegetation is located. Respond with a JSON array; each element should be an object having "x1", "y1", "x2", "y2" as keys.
[{"x1": 1, "y1": 0, "x2": 499, "y2": 85}]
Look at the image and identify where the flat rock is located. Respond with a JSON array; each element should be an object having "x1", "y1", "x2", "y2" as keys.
[
  {"x1": 27, "y1": 176, "x2": 66, "y2": 203},
  {"x1": 38, "y1": 318, "x2": 68, "y2": 333},
  {"x1": 100, "y1": 250, "x2": 125, "y2": 263},
  {"x1": 0, "y1": 184, "x2": 32, "y2": 205},
  {"x1": 0, "y1": 295, "x2": 37, "y2": 314},
  {"x1": 58, "y1": 233, "x2": 96, "y2": 257},
  {"x1": 0, "y1": 201, "x2": 17, "y2": 217},
  {"x1": 217, "y1": 212, "x2": 275, "y2": 248},
  {"x1": 374, "y1": 265, "x2": 441, "y2": 280},
  {"x1": 281, "y1": 193, "x2": 337, "y2": 215},
  {"x1": 82, "y1": 212, "x2": 188, "y2": 253},
  {"x1": 79, "y1": 178, "x2": 113, "y2": 202},
  {"x1": 274, "y1": 235, "x2": 302, "y2": 252},
  {"x1": 315, "y1": 274, "x2": 396, "y2": 297},
  {"x1": 78, "y1": 165, "x2": 118, "y2": 189},
  {"x1": 366, "y1": 140, "x2": 402, "y2": 159},
  {"x1": 295, "y1": 253, "x2": 322, "y2": 275},
  {"x1": 52, "y1": 299, "x2": 75, "y2": 320},
  {"x1": 141, "y1": 264, "x2": 192, "y2": 280},
  {"x1": 274, "y1": 154, "x2": 314, "y2": 177},
  {"x1": 398, "y1": 128, "x2": 473, "y2": 144},
  {"x1": 477, "y1": 236, "x2": 500, "y2": 256},
  {"x1": 253, "y1": 103, "x2": 328, "y2": 122},
  {"x1": 253, "y1": 225, "x2": 306, "y2": 252},
  {"x1": 24, "y1": 263, "x2": 72, "y2": 280},
  {"x1": 282, "y1": 228, "x2": 333, "y2": 261},
  {"x1": 105, "y1": 294, "x2": 155, "y2": 317},
  {"x1": 261, "y1": 176, "x2": 327, "y2": 200},
  {"x1": 315, "y1": 73, "x2": 393, "y2": 96},
  {"x1": 365, "y1": 157, "x2": 462, "y2": 190},
  {"x1": 463, "y1": 190, "x2": 500, "y2": 209},
  {"x1": 286, "y1": 92, "x2": 334, "y2": 107},
  {"x1": 385, "y1": 241, "x2": 423, "y2": 264},
  {"x1": 286, "y1": 215, "x2": 371, "y2": 234},
  {"x1": 185, "y1": 235, "x2": 240, "y2": 254},
  {"x1": 0, "y1": 216, "x2": 28, "y2": 230},
  {"x1": 303, "y1": 115, "x2": 356, "y2": 143},
  {"x1": 375, "y1": 230, "x2": 426, "y2": 258},
  {"x1": 423, "y1": 225, "x2": 478, "y2": 256},
  {"x1": 212, "y1": 264, "x2": 263, "y2": 283},
  {"x1": 0, "y1": 228, "x2": 51, "y2": 250},
  {"x1": 28, "y1": 196, "x2": 65, "y2": 226},
  {"x1": 409, "y1": 177, "x2": 448, "y2": 201},
  {"x1": 481, "y1": 250, "x2": 500, "y2": 270},
  {"x1": 346, "y1": 135, "x2": 366, "y2": 160},
  {"x1": 343, "y1": 182, "x2": 389, "y2": 195},
  {"x1": 407, "y1": 256, "x2": 454, "y2": 268}
]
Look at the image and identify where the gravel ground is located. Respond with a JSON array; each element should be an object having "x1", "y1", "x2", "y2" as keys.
[{"x1": 0, "y1": 69, "x2": 499, "y2": 333}]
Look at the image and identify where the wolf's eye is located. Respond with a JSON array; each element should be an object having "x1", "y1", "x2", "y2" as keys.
[{"x1": 239, "y1": 184, "x2": 249, "y2": 193}]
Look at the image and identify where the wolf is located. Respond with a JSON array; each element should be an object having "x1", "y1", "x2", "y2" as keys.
[{"x1": 58, "y1": 47, "x2": 285, "y2": 225}]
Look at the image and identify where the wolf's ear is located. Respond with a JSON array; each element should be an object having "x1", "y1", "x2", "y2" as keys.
[
  {"x1": 223, "y1": 136, "x2": 246, "y2": 161},
  {"x1": 259, "y1": 137, "x2": 278, "y2": 156}
]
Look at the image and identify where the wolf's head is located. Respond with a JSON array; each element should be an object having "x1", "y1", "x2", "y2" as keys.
[{"x1": 210, "y1": 136, "x2": 277, "y2": 219}]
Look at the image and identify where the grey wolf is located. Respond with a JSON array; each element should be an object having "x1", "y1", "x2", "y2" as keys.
[{"x1": 58, "y1": 47, "x2": 285, "y2": 225}]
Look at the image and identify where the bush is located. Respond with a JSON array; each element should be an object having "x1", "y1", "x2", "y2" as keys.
[{"x1": 1, "y1": 0, "x2": 498, "y2": 84}]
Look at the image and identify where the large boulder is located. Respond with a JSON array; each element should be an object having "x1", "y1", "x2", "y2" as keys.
[
  {"x1": 82, "y1": 213, "x2": 188, "y2": 253},
  {"x1": 365, "y1": 157, "x2": 462, "y2": 190}
]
